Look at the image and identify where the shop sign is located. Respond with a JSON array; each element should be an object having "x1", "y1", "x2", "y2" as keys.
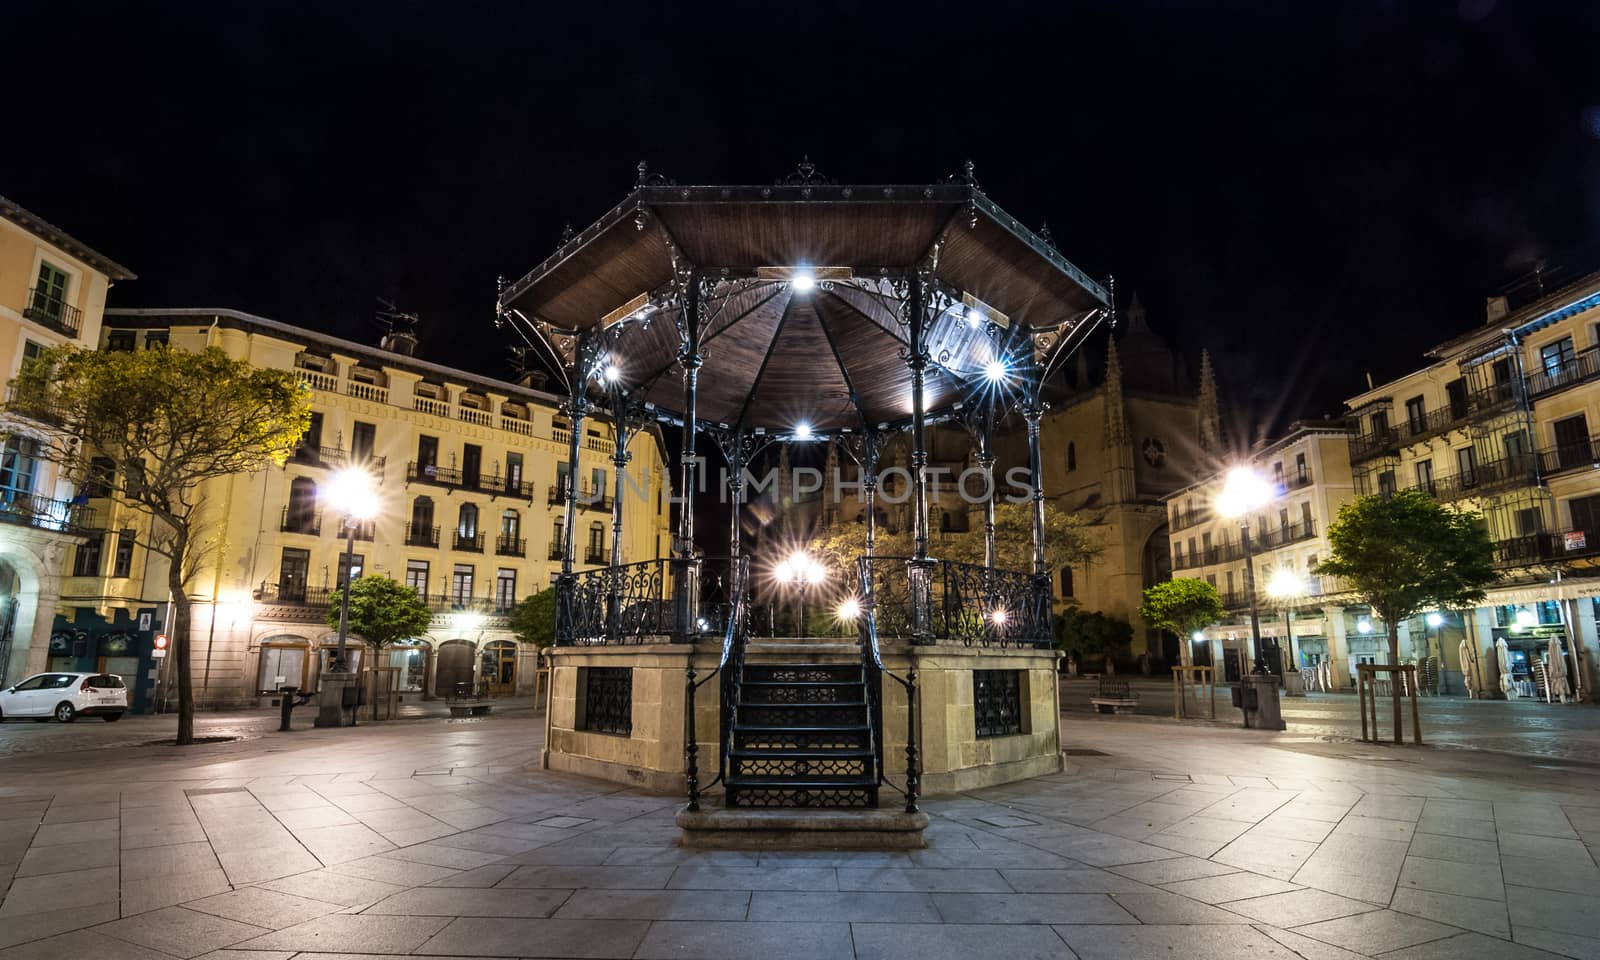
[{"x1": 1564, "y1": 531, "x2": 1588, "y2": 552}]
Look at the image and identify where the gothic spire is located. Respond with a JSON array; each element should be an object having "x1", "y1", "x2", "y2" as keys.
[
  {"x1": 1197, "y1": 348, "x2": 1223, "y2": 453},
  {"x1": 1103, "y1": 334, "x2": 1129, "y2": 447}
]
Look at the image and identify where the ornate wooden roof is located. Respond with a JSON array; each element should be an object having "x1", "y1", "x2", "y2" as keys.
[{"x1": 499, "y1": 162, "x2": 1110, "y2": 432}]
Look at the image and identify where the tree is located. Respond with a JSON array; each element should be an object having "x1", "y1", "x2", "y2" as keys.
[
  {"x1": 1140, "y1": 579, "x2": 1226, "y2": 667},
  {"x1": 1314, "y1": 491, "x2": 1496, "y2": 740},
  {"x1": 509, "y1": 588, "x2": 557, "y2": 649},
  {"x1": 327, "y1": 575, "x2": 433, "y2": 719},
  {"x1": 1054, "y1": 608, "x2": 1133, "y2": 668},
  {"x1": 809, "y1": 502, "x2": 1100, "y2": 575},
  {"x1": 6, "y1": 344, "x2": 311, "y2": 744}
]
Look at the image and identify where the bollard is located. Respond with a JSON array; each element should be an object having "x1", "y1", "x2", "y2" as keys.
[{"x1": 278, "y1": 686, "x2": 299, "y2": 732}]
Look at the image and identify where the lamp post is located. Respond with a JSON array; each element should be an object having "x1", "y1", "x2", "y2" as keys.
[
  {"x1": 1426, "y1": 611, "x2": 1445, "y2": 694},
  {"x1": 1217, "y1": 467, "x2": 1275, "y2": 674},
  {"x1": 774, "y1": 551, "x2": 827, "y2": 636},
  {"x1": 327, "y1": 468, "x2": 379, "y2": 671},
  {"x1": 1266, "y1": 568, "x2": 1306, "y2": 685}
]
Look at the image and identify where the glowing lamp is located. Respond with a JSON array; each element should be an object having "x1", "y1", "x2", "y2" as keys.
[
  {"x1": 1357, "y1": 617, "x2": 1373, "y2": 635},
  {"x1": 837, "y1": 597, "x2": 862, "y2": 621},
  {"x1": 791, "y1": 272, "x2": 816, "y2": 293},
  {"x1": 965, "y1": 307, "x2": 983, "y2": 328},
  {"x1": 984, "y1": 360, "x2": 1008, "y2": 382},
  {"x1": 603, "y1": 364, "x2": 621, "y2": 383},
  {"x1": 794, "y1": 422, "x2": 813, "y2": 440},
  {"x1": 1515, "y1": 608, "x2": 1537, "y2": 630},
  {"x1": 327, "y1": 468, "x2": 379, "y2": 521},
  {"x1": 1191, "y1": 630, "x2": 1206, "y2": 643},
  {"x1": 1216, "y1": 467, "x2": 1273, "y2": 519},
  {"x1": 1266, "y1": 569, "x2": 1304, "y2": 601},
  {"x1": 1426, "y1": 612, "x2": 1444, "y2": 628},
  {"x1": 990, "y1": 609, "x2": 1009, "y2": 626}
]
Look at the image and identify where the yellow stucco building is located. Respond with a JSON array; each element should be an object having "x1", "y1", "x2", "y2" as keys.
[
  {"x1": 0, "y1": 195, "x2": 135, "y2": 688},
  {"x1": 52, "y1": 308, "x2": 672, "y2": 709}
]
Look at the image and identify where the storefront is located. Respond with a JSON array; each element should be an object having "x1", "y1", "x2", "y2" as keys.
[{"x1": 47, "y1": 607, "x2": 163, "y2": 712}]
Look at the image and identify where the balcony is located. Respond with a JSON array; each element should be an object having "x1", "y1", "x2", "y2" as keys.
[
  {"x1": 1527, "y1": 348, "x2": 1600, "y2": 399},
  {"x1": 500, "y1": 414, "x2": 534, "y2": 436},
  {"x1": 254, "y1": 581, "x2": 335, "y2": 607},
  {"x1": 22, "y1": 288, "x2": 81, "y2": 338},
  {"x1": 584, "y1": 546, "x2": 606, "y2": 565},
  {"x1": 1349, "y1": 428, "x2": 1400, "y2": 463},
  {"x1": 425, "y1": 593, "x2": 512, "y2": 616},
  {"x1": 335, "y1": 518, "x2": 377, "y2": 542},
  {"x1": 1170, "y1": 507, "x2": 1211, "y2": 532},
  {"x1": 453, "y1": 531, "x2": 484, "y2": 552},
  {"x1": 1494, "y1": 533, "x2": 1555, "y2": 568},
  {"x1": 345, "y1": 380, "x2": 388, "y2": 403},
  {"x1": 496, "y1": 535, "x2": 526, "y2": 557},
  {"x1": 407, "y1": 462, "x2": 533, "y2": 499},
  {"x1": 280, "y1": 507, "x2": 322, "y2": 536},
  {"x1": 547, "y1": 541, "x2": 564, "y2": 560},
  {"x1": 546, "y1": 483, "x2": 612, "y2": 512},
  {"x1": 1256, "y1": 519, "x2": 1317, "y2": 549},
  {"x1": 458, "y1": 406, "x2": 491, "y2": 427},
  {"x1": 294, "y1": 366, "x2": 337, "y2": 392},
  {"x1": 1539, "y1": 437, "x2": 1600, "y2": 478},
  {"x1": 1282, "y1": 469, "x2": 1314, "y2": 491},
  {"x1": 0, "y1": 494, "x2": 96, "y2": 535},
  {"x1": 414, "y1": 395, "x2": 450, "y2": 418},
  {"x1": 404, "y1": 523, "x2": 440, "y2": 547}
]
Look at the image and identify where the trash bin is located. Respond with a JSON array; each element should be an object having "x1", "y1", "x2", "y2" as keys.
[{"x1": 1233, "y1": 671, "x2": 1286, "y2": 731}]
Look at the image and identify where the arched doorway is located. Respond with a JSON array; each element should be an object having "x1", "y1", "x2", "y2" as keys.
[
  {"x1": 436, "y1": 639, "x2": 475, "y2": 697},
  {"x1": 481, "y1": 640, "x2": 517, "y2": 696}
]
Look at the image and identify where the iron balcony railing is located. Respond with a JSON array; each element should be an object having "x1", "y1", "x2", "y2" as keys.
[
  {"x1": 339, "y1": 518, "x2": 377, "y2": 542},
  {"x1": 426, "y1": 592, "x2": 513, "y2": 614},
  {"x1": 1170, "y1": 507, "x2": 1212, "y2": 532},
  {"x1": 1349, "y1": 428, "x2": 1400, "y2": 462},
  {"x1": 584, "y1": 546, "x2": 606, "y2": 565},
  {"x1": 0, "y1": 494, "x2": 96, "y2": 535},
  {"x1": 254, "y1": 581, "x2": 335, "y2": 607},
  {"x1": 1539, "y1": 437, "x2": 1600, "y2": 477},
  {"x1": 404, "y1": 523, "x2": 440, "y2": 547},
  {"x1": 452, "y1": 531, "x2": 484, "y2": 553},
  {"x1": 495, "y1": 535, "x2": 526, "y2": 557},
  {"x1": 22, "y1": 287, "x2": 81, "y2": 337},
  {"x1": 406, "y1": 461, "x2": 534, "y2": 498},
  {"x1": 279, "y1": 507, "x2": 321, "y2": 536},
  {"x1": 1283, "y1": 469, "x2": 1314, "y2": 490},
  {"x1": 547, "y1": 541, "x2": 563, "y2": 560},
  {"x1": 547, "y1": 482, "x2": 613, "y2": 512},
  {"x1": 1527, "y1": 348, "x2": 1600, "y2": 399},
  {"x1": 1399, "y1": 454, "x2": 1540, "y2": 502},
  {"x1": 853, "y1": 556, "x2": 1051, "y2": 648}
]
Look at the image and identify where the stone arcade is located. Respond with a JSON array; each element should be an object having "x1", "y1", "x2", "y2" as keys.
[{"x1": 496, "y1": 162, "x2": 1110, "y2": 841}]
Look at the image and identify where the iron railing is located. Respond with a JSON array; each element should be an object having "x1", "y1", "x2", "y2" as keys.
[
  {"x1": 1527, "y1": 348, "x2": 1600, "y2": 398},
  {"x1": 496, "y1": 535, "x2": 526, "y2": 557},
  {"x1": 452, "y1": 531, "x2": 484, "y2": 552},
  {"x1": 567, "y1": 558, "x2": 671, "y2": 643},
  {"x1": 404, "y1": 523, "x2": 439, "y2": 547},
  {"x1": 1170, "y1": 507, "x2": 1211, "y2": 532},
  {"x1": 854, "y1": 556, "x2": 1051, "y2": 648},
  {"x1": 23, "y1": 287, "x2": 81, "y2": 337},
  {"x1": 0, "y1": 494, "x2": 96, "y2": 535},
  {"x1": 584, "y1": 546, "x2": 606, "y2": 565},
  {"x1": 547, "y1": 541, "x2": 563, "y2": 560},
  {"x1": 279, "y1": 507, "x2": 321, "y2": 535},
  {"x1": 408, "y1": 462, "x2": 536, "y2": 499},
  {"x1": 856, "y1": 556, "x2": 921, "y2": 814},
  {"x1": 254, "y1": 581, "x2": 335, "y2": 607},
  {"x1": 685, "y1": 556, "x2": 750, "y2": 811}
]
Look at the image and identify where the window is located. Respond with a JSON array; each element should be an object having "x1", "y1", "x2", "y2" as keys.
[
  {"x1": 1187, "y1": 537, "x2": 1197, "y2": 562},
  {"x1": 1300, "y1": 501, "x2": 1313, "y2": 528},
  {"x1": 144, "y1": 330, "x2": 169, "y2": 349},
  {"x1": 1060, "y1": 566, "x2": 1074, "y2": 596},
  {"x1": 579, "y1": 667, "x2": 633, "y2": 735},
  {"x1": 336, "y1": 551, "x2": 364, "y2": 587},
  {"x1": 294, "y1": 412, "x2": 323, "y2": 462},
  {"x1": 1278, "y1": 507, "x2": 1290, "y2": 535},
  {"x1": 1272, "y1": 462, "x2": 1284, "y2": 487},
  {"x1": 1206, "y1": 574, "x2": 1216, "y2": 587},
  {"x1": 1541, "y1": 336, "x2": 1576, "y2": 378},
  {"x1": 0, "y1": 438, "x2": 40, "y2": 499},
  {"x1": 105, "y1": 330, "x2": 136, "y2": 352},
  {"x1": 72, "y1": 533, "x2": 105, "y2": 577},
  {"x1": 1173, "y1": 542, "x2": 1185, "y2": 567},
  {"x1": 83, "y1": 457, "x2": 115, "y2": 499},
  {"x1": 410, "y1": 495, "x2": 434, "y2": 532},
  {"x1": 462, "y1": 443, "x2": 481, "y2": 486},
  {"x1": 417, "y1": 435, "x2": 438, "y2": 469},
  {"x1": 590, "y1": 467, "x2": 607, "y2": 497},
  {"x1": 1554, "y1": 414, "x2": 1591, "y2": 468},
  {"x1": 1377, "y1": 470, "x2": 1397, "y2": 497},
  {"x1": 1569, "y1": 495, "x2": 1600, "y2": 536},
  {"x1": 1405, "y1": 396, "x2": 1427, "y2": 434},
  {"x1": 286, "y1": 477, "x2": 317, "y2": 533},
  {"x1": 556, "y1": 461, "x2": 571, "y2": 496},
  {"x1": 351, "y1": 422, "x2": 376, "y2": 461},
  {"x1": 405, "y1": 559, "x2": 429, "y2": 595},
  {"x1": 1446, "y1": 378, "x2": 1468, "y2": 419},
  {"x1": 1370, "y1": 410, "x2": 1390, "y2": 437},
  {"x1": 1294, "y1": 453, "x2": 1307, "y2": 483},
  {"x1": 450, "y1": 564, "x2": 475, "y2": 604},
  {"x1": 457, "y1": 503, "x2": 478, "y2": 538},
  {"x1": 1491, "y1": 357, "x2": 1512, "y2": 385},
  {"x1": 496, "y1": 568, "x2": 517, "y2": 611},
  {"x1": 279, "y1": 548, "x2": 310, "y2": 602},
  {"x1": 1066, "y1": 442, "x2": 1076, "y2": 472},
  {"x1": 1225, "y1": 570, "x2": 1235, "y2": 596},
  {"x1": 587, "y1": 521, "x2": 605, "y2": 562},
  {"x1": 29, "y1": 262, "x2": 70, "y2": 323},
  {"x1": 505, "y1": 452, "x2": 524, "y2": 492},
  {"x1": 1516, "y1": 507, "x2": 1542, "y2": 537},
  {"x1": 124, "y1": 460, "x2": 145, "y2": 499},
  {"x1": 112, "y1": 530, "x2": 135, "y2": 578},
  {"x1": 1415, "y1": 459, "x2": 1434, "y2": 496},
  {"x1": 21, "y1": 339, "x2": 44, "y2": 366},
  {"x1": 552, "y1": 519, "x2": 564, "y2": 557},
  {"x1": 974, "y1": 670, "x2": 1023, "y2": 738},
  {"x1": 1504, "y1": 429, "x2": 1531, "y2": 465},
  {"x1": 1456, "y1": 447, "x2": 1478, "y2": 487}
]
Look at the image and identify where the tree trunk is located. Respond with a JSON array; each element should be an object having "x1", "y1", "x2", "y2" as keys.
[
  {"x1": 166, "y1": 529, "x2": 194, "y2": 745},
  {"x1": 1387, "y1": 620, "x2": 1402, "y2": 744}
]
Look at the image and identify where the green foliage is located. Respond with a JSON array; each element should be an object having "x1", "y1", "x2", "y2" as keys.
[
  {"x1": 1140, "y1": 579, "x2": 1225, "y2": 663},
  {"x1": 809, "y1": 502, "x2": 1099, "y2": 574},
  {"x1": 326, "y1": 575, "x2": 434, "y2": 651},
  {"x1": 1313, "y1": 491, "x2": 1497, "y2": 638},
  {"x1": 1054, "y1": 607, "x2": 1134, "y2": 661},
  {"x1": 508, "y1": 588, "x2": 557, "y2": 648},
  {"x1": 6, "y1": 342, "x2": 312, "y2": 745}
]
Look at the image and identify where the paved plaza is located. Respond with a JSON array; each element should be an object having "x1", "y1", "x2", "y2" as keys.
[{"x1": 1, "y1": 709, "x2": 1598, "y2": 959}]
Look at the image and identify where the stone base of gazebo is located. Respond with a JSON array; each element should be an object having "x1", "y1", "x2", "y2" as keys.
[
  {"x1": 539, "y1": 641, "x2": 1063, "y2": 799},
  {"x1": 677, "y1": 807, "x2": 931, "y2": 849}
]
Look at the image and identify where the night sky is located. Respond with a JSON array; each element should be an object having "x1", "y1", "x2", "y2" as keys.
[{"x1": 8, "y1": 1, "x2": 1600, "y2": 442}]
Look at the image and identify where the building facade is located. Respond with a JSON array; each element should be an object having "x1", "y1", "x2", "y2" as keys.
[
  {"x1": 1165, "y1": 422, "x2": 1364, "y2": 685},
  {"x1": 0, "y1": 196, "x2": 135, "y2": 687},
  {"x1": 51, "y1": 308, "x2": 672, "y2": 709},
  {"x1": 1342, "y1": 274, "x2": 1600, "y2": 702}
]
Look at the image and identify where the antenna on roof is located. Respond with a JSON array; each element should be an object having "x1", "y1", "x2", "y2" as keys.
[{"x1": 375, "y1": 298, "x2": 420, "y2": 357}]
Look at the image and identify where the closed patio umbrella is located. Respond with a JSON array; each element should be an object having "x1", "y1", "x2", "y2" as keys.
[
  {"x1": 1458, "y1": 637, "x2": 1475, "y2": 697},
  {"x1": 1496, "y1": 638, "x2": 1513, "y2": 697},
  {"x1": 1547, "y1": 637, "x2": 1570, "y2": 703}
]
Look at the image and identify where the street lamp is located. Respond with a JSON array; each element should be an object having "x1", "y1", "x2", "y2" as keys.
[
  {"x1": 774, "y1": 550, "x2": 827, "y2": 635},
  {"x1": 1425, "y1": 611, "x2": 1446, "y2": 694},
  {"x1": 1216, "y1": 466, "x2": 1275, "y2": 673},
  {"x1": 327, "y1": 468, "x2": 379, "y2": 671},
  {"x1": 1266, "y1": 568, "x2": 1306, "y2": 679}
]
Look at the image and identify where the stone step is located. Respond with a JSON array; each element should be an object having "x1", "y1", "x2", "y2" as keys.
[{"x1": 678, "y1": 805, "x2": 929, "y2": 849}]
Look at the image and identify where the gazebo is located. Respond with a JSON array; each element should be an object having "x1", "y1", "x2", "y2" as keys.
[{"x1": 498, "y1": 160, "x2": 1109, "y2": 824}]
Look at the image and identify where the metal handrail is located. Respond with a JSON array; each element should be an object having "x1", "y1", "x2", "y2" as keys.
[
  {"x1": 686, "y1": 555, "x2": 749, "y2": 811},
  {"x1": 856, "y1": 555, "x2": 920, "y2": 814}
]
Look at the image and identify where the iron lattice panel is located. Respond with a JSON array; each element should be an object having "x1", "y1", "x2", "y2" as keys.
[
  {"x1": 940, "y1": 561, "x2": 1048, "y2": 647},
  {"x1": 745, "y1": 665, "x2": 860, "y2": 683},
  {"x1": 730, "y1": 787, "x2": 876, "y2": 808},
  {"x1": 974, "y1": 669, "x2": 1022, "y2": 738},
  {"x1": 568, "y1": 560, "x2": 669, "y2": 644},
  {"x1": 737, "y1": 704, "x2": 866, "y2": 727},
  {"x1": 732, "y1": 757, "x2": 870, "y2": 779},
  {"x1": 742, "y1": 684, "x2": 855, "y2": 704},
  {"x1": 581, "y1": 667, "x2": 633, "y2": 735},
  {"x1": 735, "y1": 729, "x2": 870, "y2": 751}
]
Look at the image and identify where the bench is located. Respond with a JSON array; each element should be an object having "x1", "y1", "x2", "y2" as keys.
[{"x1": 1090, "y1": 678, "x2": 1139, "y2": 715}]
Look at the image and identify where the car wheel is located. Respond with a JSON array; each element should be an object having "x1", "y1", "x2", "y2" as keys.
[
  {"x1": 101, "y1": 713, "x2": 122, "y2": 722},
  {"x1": 54, "y1": 702, "x2": 76, "y2": 723}
]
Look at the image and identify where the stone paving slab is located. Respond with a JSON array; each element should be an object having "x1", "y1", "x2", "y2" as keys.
[{"x1": 3, "y1": 712, "x2": 1600, "y2": 959}]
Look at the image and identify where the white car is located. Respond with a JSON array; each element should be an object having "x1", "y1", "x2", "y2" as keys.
[{"x1": 0, "y1": 672, "x2": 128, "y2": 723}]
